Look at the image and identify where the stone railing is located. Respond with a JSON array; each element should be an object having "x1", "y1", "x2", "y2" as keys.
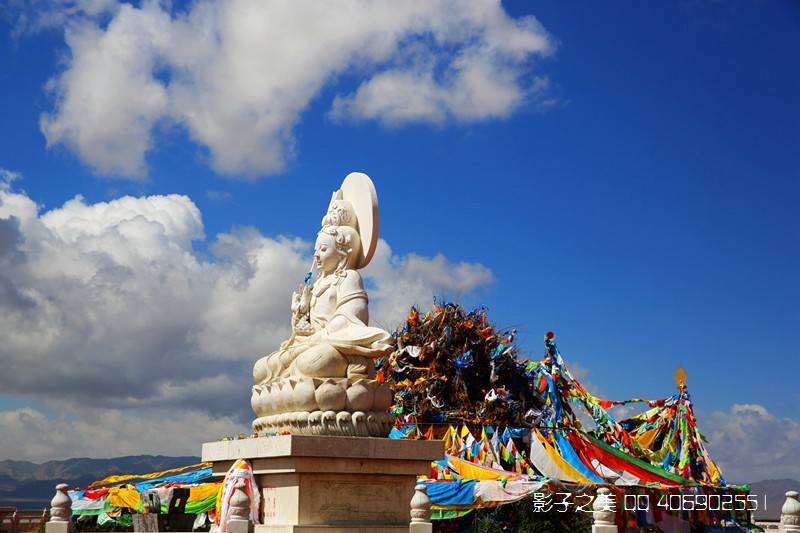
[
  {"x1": 782, "y1": 490, "x2": 800, "y2": 532},
  {"x1": 1, "y1": 507, "x2": 48, "y2": 533},
  {"x1": 586, "y1": 487, "x2": 800, "y2": 533},
  {"x1": 592, "y1": 487, "x2": 617, "y2": 533},
  {"x1": 45, "y1": 484, "x2": 72, "y2": 533},
  {"x1": 41, "y1": 478, "x2": 800, "y2": 533},
  {"x1": 226, "y1": 478, "x2": 253, "y2": 533},
  {"x1": 410, "y1": 484, "x2": 432, "y2": 533}
]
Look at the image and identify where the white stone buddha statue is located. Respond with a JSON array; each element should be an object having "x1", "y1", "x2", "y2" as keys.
[{"x1": 250, "y1": 173, "x2": 395, "y2": 437}]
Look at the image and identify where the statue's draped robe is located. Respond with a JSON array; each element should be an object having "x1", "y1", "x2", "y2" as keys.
[{"x1": 256, "y1": 270, "x2": 393, "y2": 384}]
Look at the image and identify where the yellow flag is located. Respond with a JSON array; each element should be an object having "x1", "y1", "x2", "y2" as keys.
[
  {"x1": 441, "y1": 425, "x2": 452, "y2": 444},
  {"x1": 708, "y1": 460, "x2": 721, "y2": 483},
  {"x1": 636, "y1": 427, "x2": 660, "y2": 450}
]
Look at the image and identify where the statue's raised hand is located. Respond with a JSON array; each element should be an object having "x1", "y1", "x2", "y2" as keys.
[
  {"x1": 292, "y1": 319, "x2": 314, "y2": 336},
  {"x1": 291, "y1": 288, "x2": 301, "y2": 315}
]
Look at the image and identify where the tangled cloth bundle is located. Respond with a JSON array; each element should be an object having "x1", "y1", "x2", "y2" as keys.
[{"x1": 377, "y1": 302, "x2": 544, "y2": 429}]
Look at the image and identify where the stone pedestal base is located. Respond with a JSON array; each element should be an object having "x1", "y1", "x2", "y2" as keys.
[
  {"x1": 202, "y1": 435, "x2": 443, "y2": 532},
  {"x1": 45, "y1": 522, "x2": 73, "y2": 533},
  {"x1": 592, "y1": 525, "x2": 618, "y2": 533}
]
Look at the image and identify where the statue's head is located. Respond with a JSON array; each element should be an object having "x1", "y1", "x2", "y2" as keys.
[
  {"x1": 315, "y1": 173, "x2": 378, "y2": 272},
  {"x1": 315, "y1": 224, "x2": 362, "y2": 274}
]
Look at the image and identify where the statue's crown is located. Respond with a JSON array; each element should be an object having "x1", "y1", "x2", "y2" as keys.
[
  {"x1": 318, "y1": 173, "x2": 378, "y2": 270},
  {"x1": 321, "y1": 195, "x2": 359, "y2": 231}
]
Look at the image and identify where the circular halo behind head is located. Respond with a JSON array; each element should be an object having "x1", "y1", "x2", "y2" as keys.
[{"x1": 339, "y1": 172, "x2": 379, "y2": 269}]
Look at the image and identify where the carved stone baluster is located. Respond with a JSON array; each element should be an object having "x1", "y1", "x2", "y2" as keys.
[
  {"x1": 227, "y1": 478, "x2": 253, "y2": 533},
  {"x1": 782, "y1": 490, "x2": 800, "y2": 533},
  {"x1": 46, "y1": 484, "x2": 73, "y2": 533},
  {"x1": 410, "y1": 483, "x2": 432, "y2": 533},
  {"x1": 592, "y1": 487, "x2": 618, "y2": 533}
]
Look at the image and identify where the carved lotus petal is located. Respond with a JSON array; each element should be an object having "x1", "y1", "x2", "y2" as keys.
[
  {"x1": 264, "y1": 383, "x2": 278, "y2": 411},
  {"x1": 372, "y1": 382, "x2": 393, "y2": 411},
  {"x1": 257, "y1": 385, "x2": 273, "y2": 416},
  {"x1": 251, "y1": 386, "x2": 262, "y2": 414},
  {"x1": 321, "y1": 410, "x2": 338, "y2": 434},
  {"x1": 314, "y1": 378, "x2": 347, "y2": 411},
  {"x1": 308, "y1": 411, "x2": 323, "y2": 435},
  {"x1": 336, "y1": 412, "x2": 354, "y2": 436},
  {"x1": 292, "y1": 378, "x2": 318, "y2": 412},
  {"x1": 351, "y1": 411, "x2": 370, "y2": 437},
  {"x1": 262, "y1": 383, "x2": 280, "y2": 415},
  {"x1": 272, "y1": 382, "x2": 290, "y2": 413},
  {"x1": 285, "y1": 379, "x2": 300, "y2": 412},
  {"x1": 346, "y1": 379, "x2": 375, "y2": 411}
]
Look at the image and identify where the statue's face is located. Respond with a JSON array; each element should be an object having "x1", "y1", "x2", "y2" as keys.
[{"x1": 314, "y1": 233, "x2": 340, "y2": 273}]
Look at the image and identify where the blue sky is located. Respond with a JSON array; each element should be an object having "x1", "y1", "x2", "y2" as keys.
[{"x1": 0, "y1": 1, "x2": 797, "y2": 481}]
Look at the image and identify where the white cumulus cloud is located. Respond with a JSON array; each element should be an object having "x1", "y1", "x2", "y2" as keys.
[
  {"x1": 703, "y1": 403, "x2": 800, "y2": 483},
  {"x1": 33, "y1": 0, "x2": 554, "y2": 178},
  {"x1": 0, "y1": 171, "x2": 492, "y2": 461},
  {"x1": 40, "y1": 3, "x2": 171, "y2": 177},
  {"x1": 363, "y1": 240, "x2": 494, "y2": 329}
]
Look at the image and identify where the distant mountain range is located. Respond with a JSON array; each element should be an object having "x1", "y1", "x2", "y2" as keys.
[
  {"x1": 0, "y1": 455, "x2": 796, "y2": 521},
  {"x1": 0, "y1": 455, "x2": 199, "y2": 510}
]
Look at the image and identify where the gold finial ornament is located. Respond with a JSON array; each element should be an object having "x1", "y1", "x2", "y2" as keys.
[{"x1": 675, "y1": 366, "x2": 687, "y2": 391}]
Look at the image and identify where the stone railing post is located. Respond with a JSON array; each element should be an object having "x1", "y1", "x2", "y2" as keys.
[
  {"x1": 46, "y1": 484, "x2": 73, "y2": 533},
  {"x1": 227, "y1": 478, "x2": 253, "y2": 533},
  {"x1": 409, "y1": 483, "x2": 432, "y2": 533},
  {"x1": 782, "y1": 490, "x2": 800, "y2": 533},
  {"x1": 592, "y1": 487, "x2": 618, "y2": 533}
]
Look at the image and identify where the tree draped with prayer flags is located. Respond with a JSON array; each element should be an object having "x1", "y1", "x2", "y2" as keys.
[{"x1": 378, "y1": 302, "x2": 726, "y2": 486}]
